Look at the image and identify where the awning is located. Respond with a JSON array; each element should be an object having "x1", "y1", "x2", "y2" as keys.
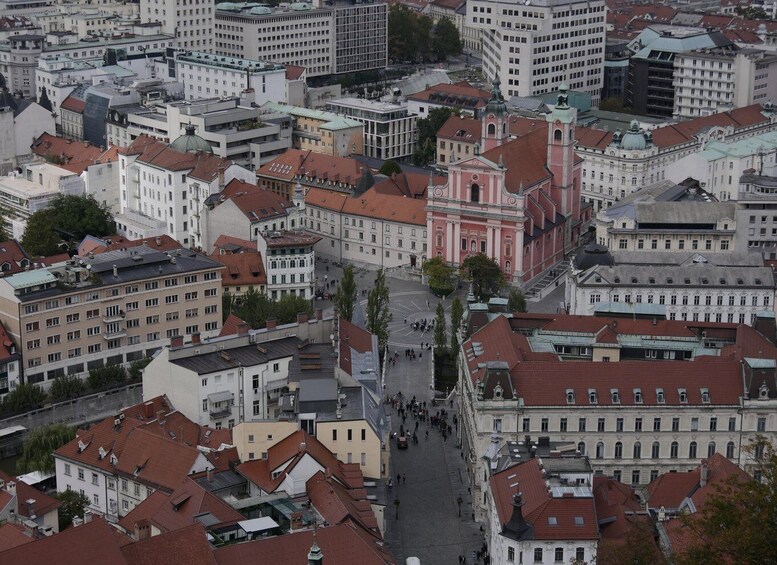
[{"x1": 208, "y1": 390, "x2": 234, "y2": 403}]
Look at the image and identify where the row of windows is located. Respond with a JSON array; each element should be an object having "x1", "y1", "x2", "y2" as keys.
[
  {"x1": 505, "y1": 545, "x2": 586, "y2": 564},
  {"x1": 588, "y1": 439, "x2": 736, "y2": 461},
  {"x1": 593, "y1": 292, "x2": 769, "y2": 307},
  {"x1": 512, "y1": 414, "x2": 747, "y2": 433}
]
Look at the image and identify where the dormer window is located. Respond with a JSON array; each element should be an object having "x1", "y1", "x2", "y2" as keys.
[
  {"x1": 610, "y1": 389, "x2": 620, "y2": 404},
  {"x1": 666, "y1": 278, "x2": 673, "y2": 284},
  {"x1": 759, "y1": 382, "x2": 769, "y2": 399},
  {"x1": 493, "y1": 384, "x2": 503, "y2": 400},
  {"x1": 634, "y1": 388, "x2": 643, "y2": 404},
  {"x1": 588, "y1": 389, "x2": 598, "y2": 404},
  {"x1": 678, "y1": 388, "x2": 688, "y2": 404},
  {"x1": 701, "y1": 388, "x2": 710, "y2": 404},
  {"x1": 656, "y1": 388, "x2": 665, "y2": 404},
  {"x1": 566, "y1": 389, "x2": 575, "y2": 405}
]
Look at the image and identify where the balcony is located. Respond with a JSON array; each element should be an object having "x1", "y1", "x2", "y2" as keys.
[
  {"x1": 103, "y1": 310, "x2": 125, "y2": 323},
  {"x1": 103, "y1": 330, "x2": 127, "y2": 340},
  {"x1": 131, "y1": 173, "x2": 139, "y2": 184},
  {"x1": 208, "y1": 391, "x2": 234, "y2": 420}
]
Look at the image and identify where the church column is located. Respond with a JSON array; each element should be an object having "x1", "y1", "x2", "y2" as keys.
[
  {"x1": 494, "y1": 227, "x2": 502, "y2": 263},
  {"x1": 486, "y1": 225, "x2": 493, "y2": 260},
  {"x1": 446, "y1": 221, "x2": 454, "y2": 263},
  {"x1": 453, "y1": 221, "x2": 462, "y2": 265}
]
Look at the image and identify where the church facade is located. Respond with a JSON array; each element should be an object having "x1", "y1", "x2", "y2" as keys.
[{"x1": 425, "y1": 80, "x2": 592, "y2": 284}]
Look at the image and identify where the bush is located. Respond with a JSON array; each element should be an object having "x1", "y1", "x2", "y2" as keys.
[
  {"x1": 128, "y1": 358, "x2": 152, "y2": 381},
  {"x1": 87, "y1": 365, "x2": 127, "y2": 391},
  {"x1": 0, "y1": 383, "x2": 46, "y2": 417},
  {"x1": 49, "y1": 374, "x2": 86, "y2": 402}
]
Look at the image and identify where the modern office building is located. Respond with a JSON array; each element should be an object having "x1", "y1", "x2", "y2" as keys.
[
  {"x1": 139, "y1": 0, "x2": 214, "y2": 51},
  {"x1": 466, "y1": 0, "x2": 606, "y2": 106}
]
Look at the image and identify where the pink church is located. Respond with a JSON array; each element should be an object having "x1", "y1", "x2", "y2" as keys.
[{"x1": 426, "y1": 80, "x2": 592, "y2": 285}]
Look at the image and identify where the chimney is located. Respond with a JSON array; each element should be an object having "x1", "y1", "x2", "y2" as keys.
[
  {"x1": 315, "y1": 309, "x2": 323, "y2": 321},
  {"x1": 83, "y1": 509, "x2": 93, "y2": 523},
  {"x1": 266, "y1": 318, "x2": 277, "y2": 330},
  {"x1": 170, "y1": 335, "x2": 184, "y2": 348},
  {"x1": 700, "y1": 461, "x2": 709, "y2": 488},
  {"x1": 143, "y1": 401, "x2": 154, "y2": 419},
  {"x1": 297, "y1": 312, "x2": 309, "y2": 324},
  {"x1": 112, "y1": 264, "x2": 118, "y2": 278},
  {"x1": 155, "y1": 237, "x2": 162, "y2": 246},
  {"x1": 25, "y1": 499, "x2": 36, "y2": 519},
  {"x1": 237, "y1": 323, "x2": 249, "y2": 336},
  {"x1": 206, "y1": 467, "x2": 213, "y2": 482},
  {"x1": 503, "y1": 492, "x2": 530, "y2": 538},
  {"x1": 191, "y1": 332, "x2": 201, "y2": 345}
]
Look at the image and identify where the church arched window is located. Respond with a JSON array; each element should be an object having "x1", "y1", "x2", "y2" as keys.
[
  {"x1": 487, "y1": 123, "x2": 496, "y2": 136},
  {"x1": 554, "y1": 129, "x2": 562, "y2": 141},
  {"x1": 471, "y1": 184, "x2": 480, "y2": 203}
]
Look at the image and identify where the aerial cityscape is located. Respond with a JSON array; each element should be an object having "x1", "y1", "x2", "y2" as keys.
[{"x1": 0, "y1": 0, "x2": 776, "y2": 563}]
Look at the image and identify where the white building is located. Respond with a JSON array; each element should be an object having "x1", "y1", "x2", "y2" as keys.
[
  {"x1": 115, "y1": 131, "x2": 254, "y2": 248},
  {"x1": 214, "y1": 0, "x2": 387, "y2": 78},
  {"x1": 457, "y1": 311, "x2": 777, "y2": 519},
  {"x1": 143, "y1": 335, "x2": 300, "y2": 428},
  {"x1": 467, "y1": 0, "x2": 606, "y2": 105},
  {"x1": 82, "y1": 147, "x2": 121, "y2": 214},
  {"x1": 565, "y1": 247, "x2": 775, "y2": 325},
  {"x1": 139, "y1": 0, "x2": 213, "y2": 51},
  {"x1": 673, "y1": 48, "x2": 777, "y2": 119},
  {"x1": 171, "y1": 51, "x2": 287, "y2": 107},
  {"x1": 0, "y1": 172, "x2": 60, "y2": 239},
  {"x1": 257, "y1": 230, "x2": 320, "y2": 300},
  {"x1": 325, "y1": 98, "x2": 417, "y2": 161},
  {"x1": 107, "y1": 97, "x2": 292, "y2": 169},
  {"x1": 736, "y1": 172, "x2": 777, "y2": 263},
  {"x1": 666, "y1": 130, "x2": 777, "y2": 202},
  {"x1": 574, "y1": 102, "x2": 777, "y2": 212}
]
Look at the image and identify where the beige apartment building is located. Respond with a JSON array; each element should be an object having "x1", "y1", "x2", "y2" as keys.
[{"x1": 0, "y1": 246, "x2": 223, "y2": 389}]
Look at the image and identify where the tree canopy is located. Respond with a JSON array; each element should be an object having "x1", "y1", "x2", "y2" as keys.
[
  {"x1": 38, "y1": 89, "x2": 53, "y2": 111},
  {"x1": 0, "y1": 383, "x2": 46, "y2": 418},
  {"x1": 378, "y1": 160, "x2": 402, "y2": 177},
  {"x1": 17, "y1": 424, "x2": 76, "y2": 474},
  {"x1": 21, "y1": 194, "x2": 114, "y2": 256},
  {"x1": 507, "y1": 288, "x2": 527, "y2": 313},
  {"x1": 432, "y1": 18, "x2": 462, "y2": 61},
  {"x1": 366, "y1": 269, "x2": 392, "y2": 350},
  {"x1": 55, "y1": 490, "x2": 91, "y2": 530},
  {"x1": 461, "y1": 253, "x2": 505, "y2": 300},
  {"x1": 450, "y1": 297, "x2": 464, "y2": 358},
  {"x1": 433, "y1": 302, "x2": 447, "y2": 352},
  {"x1": 422, "y1": 256, "x2": 456, "y2": 296},
  {"x1": 388, "y1": 6, "x2": 463, "y2": 64},
  {"x1": 413, "y1": 107, "x2": 458, "y2": 166},
  {"x1": 222, "y1": 288, "x2": 313, "y2": 328},
  {"x1": 675, "y1": 438, "x2": 777, "y2": 564},
  {"x1": 333, "y1": 265, "x2": 358, "y2": 322}
]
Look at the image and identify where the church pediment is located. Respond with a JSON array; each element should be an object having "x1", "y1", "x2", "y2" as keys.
[{"x1": 451, "y1": 155, "x2": 502, "y2": 172}]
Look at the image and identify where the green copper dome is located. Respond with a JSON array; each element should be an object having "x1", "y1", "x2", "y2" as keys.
[
  {"x1": 619, "y1": 120, "x2": 648, "y2": 151},
  {"x1": 169, "y1": 124, "x2": 213, "y2": 154}
]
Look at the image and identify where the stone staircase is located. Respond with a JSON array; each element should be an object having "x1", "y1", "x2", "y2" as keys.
[{"x1": 524, "y1": 259, "x2": 570, "y2": 301}]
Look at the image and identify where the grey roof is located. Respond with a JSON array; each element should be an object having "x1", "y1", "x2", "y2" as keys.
[
  {"x1": 316, "y1": 385, "x2": 387, "y2": 441},
  {"x1": 86, "y1": 247, "x2": 224, "y2": 284},
  {"x1": 627, "y1": 201, "x2": 736, "y2": 225},
  {"x1": 612, "y1": 251, "x2": 764, "y2": 267},
  {"x1": 194, "y1": 470, "x2": 245, "y2": 493},
  {"x1": 297, "y1": 378, "x2": 337, "y2": 402},
  {"x1": 287, "y1": 343, "x2": 336, "y2": 382},
  {"x1": 593, "y1": 302, "x2": 666, "y2": 316},
  {"x1": 172, "y1": 336, "x2": 302, "y2": 374},
  {"x1": 577, "y1": 261, "x2": 775, "y2": 289},
  {"x1": 394, "y1": 71, "x2": 451, "y2": 97}
]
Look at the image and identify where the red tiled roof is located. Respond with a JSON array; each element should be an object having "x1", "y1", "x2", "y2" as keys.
[
  {"x1": 115, "y1": 428, "x2": 206, "y2": 492},
  {"x1": 0, "y1": 517, "x2": 128, "y2": 565},
  {"x1": 213, "y1": 235, "x2": 255, "y2": 253},
  {"x1": 0, "y1": 524, "x2": 32, "y2": 552},
  {"x1": 0, "y1": 470, "x2": 61, "y2": 519},
  {"x1": 306, "y1": 182, "x2": 428, "y2": 226},
  {"x1": 0, "y1": 490, "x2": 13, "y2": 513},
  {"x1": 372, "y1": 171, "x2": 443, "y2": 198},
  {"x1": 213, "y1": 522, "x2": 395, "y2": 565},
  {"x1": 102, "y1": 234, "x2": 183, "y2": 254},
  {"x1": 437, "y1": 115, "x2": 481, "y2": 143},
  {"x1": 36, "y1": 252, "x2": 70, "y2": 267},
  {"x1": 0, "y1": 239, "x2": 29, "y2": 275},
  {"x1": 210, "y1": 252, "x2": 266, "y2": 288},
  {"x1": 690, "y1": 453, "x2": 748, "y2": 509},
  {"x1": 481, "y1": 128, "x2": 554, "y2": 190},
  {"x1": 59, "y1": 95, "x2": 85, "y2": 114},
  {"x1": 407, "y1": 80, "x2": 490, "y2": 107},
  {"x1": 262, "y1": 230, "x2": 321, "y2": 248},
  {"x1": 217, "y1": 178, "x2": 294, "y2": 221},
  {"x1": 257, "y1": 149, "x2": 364, "y2": 186},
  {"x1": 285, "y1": 65, "x2": 306, "y2": 81},
  {"x1": 428, "y1": 0, "x2": 465, "y2": 10},
  {"x1": 123, "y1": 134, "x2": 232, "y2": 182},
  {"x1": 306, "y1": 471, "x2": 380, "y2": 536},
  {"x1": 339, "y1": 317, "x2": 375, "y2": 376},
  {"x1": 30, "y1": 133, "x2": 104, "y2": 175},
  {"x1": 646, "y1": 472, "x2": 700, "y2": 510},
  {"x1": 120, "y1": 522, "x2": 217, "y2": 565},
  {"x1": 118, "y1": 478, "x2": 243, "y2": 535},
  {"x1": 219, "y1": 314, "x2": 249, "y2": 337},
  {"x1": 593, "y1": 476, "x2": 645, "y2": 542}
]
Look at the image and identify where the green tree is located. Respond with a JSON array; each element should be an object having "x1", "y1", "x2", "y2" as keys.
[
  {"x1": 22, "y1": 195, "x2": 114, "y2": 256},
  {"x1": 0, "y1": 383, "x2": 46, "y2": 416},
  {"x1": 379, "y1": 160, "x2": 402, "y2": 177},
  {"x1": 55, "y1": 490, "x2": 91, "y2": 530},
  {"x1": 49, "y1": 374, "x2": 85, "y2": 402},
  {"x1": 433, "y1": 302, "x2": 447, "y2": 352},
  {"x1": 422, "y1": 256, "x2": 455, "y2": 296},
  {"x1": 38, "y1": 89, "x2": 53, "y2": 111},
  {"x1": 507, "y1": 288, "x2": 527, "y2": 313},
  {"x1": 226, "y1": 288, "x2": 313, "y2": 329},
  {"x1": 413, "y1": 107, "x2": 458, "y2": 166},
  {"x1": 366, "y1": 269, "x2": 392, "y2": 350},
  {"x1": 333, "y1": 265, "x2": 358, "y2": 322},
  {"x1": 596, "y1": 519, "x2": 666, "y2": 565},
  {"x1": 432, "y1": 17, "x2": 462, "y2": 61},
  {"x1": 675, "y1": 437, "x2": 777, "y2": 565},
  {"x1": 128, "y1": 357, "x2": 152, "y2": 381},
  {"x1": 87, "y1": 365, "x2": 127, "y2": 391},
  {"x1": 450, "y1": 297, "x2": 463, "y2": 358},
  {"x1": 222, "y1": 289, "x2": 236, "y2": 322},
  {"x1": 461, "y1": 253, "x2": 505, "y2": 300},
  {"x1": 17, "y1": 424, "x2": 76, "y2": 474}
]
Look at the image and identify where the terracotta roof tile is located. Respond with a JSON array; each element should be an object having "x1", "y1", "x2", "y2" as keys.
[
  {"x1": 212, "y1": 235, "x2": 255, "y2": 253},
  {"x1": 0, "y1": 240, "x2": 29, "y2": 275},
  {"x1": 0, "y1": 517, "x2": 128, "y2": 565},
  {"x1": 407, "y1": 80, "x2": 490, "y2": 108},
  {"x1": 120, "y1": 522, "x2": 217, "y2": 565},
  {"x1": 527, "y1": 497, "x2": 598, "y2": 540},
  {"x1": 437, "y1": 115, "x2": 481, "y2": 143},
  {"x1": 285, "y1": 65, "x2": 306, "y2": 81},
  {"x1": 646, "y1": 472, "x2": 701, "y2": 510},
  {"x1": 372, "y1": 171, "x2": 443, "y2": 198},
  {"x1": 339, "y1": 317, "x2": 375, "y2": 376},
  {"x1": 216, "y1": 178, "x2": 294, "y2": 221},
  {"x1": 0, "y1": 470, "x2": 61, "y2": 519},
  {"x1": 219, "y1": 314, "x2": 249, "y2": 337},
  {"x1": 257, "y1": 149, "x2": 364, "y2": 187},
  {"x1": 306, "y1": 471, "x2": 380, "y2": 536},
  {"x1": 124, "y1": 134, "x2": 232, "y2": 181},
  {"x1": 481, "y1": 128, "x2": 553, "y2": 190},
  {"x1": 59, "y1": 95, "x2": 85, "y2": 114},
  {"x1": 0, "y1": 524, "x2": 32, "y2": 552},
  {"x1": 210, "y1": 252, "x2": 266, "y2": 288},
  {"x1": 30, "y1": 133, "x2": 104, "y2": 175},
  {"x1": 593, "y1": 476, "x2": 645, "y2": 541},
  {"x1": 213, "y1": 522, "x2": 394, "y2": 565}
]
